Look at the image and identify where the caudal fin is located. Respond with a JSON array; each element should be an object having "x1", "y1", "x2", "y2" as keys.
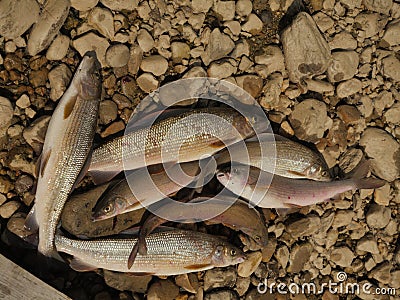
[{"x1": 350, "y1": 160, "x2": 385, "y2": 189}]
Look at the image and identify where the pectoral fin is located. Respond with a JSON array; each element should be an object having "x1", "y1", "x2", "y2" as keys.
[
  {"x1": 40, "y1": 149, "x2": 52, "y2": 177},
  {"x1": 24, "y1": 205, "x2": 39, "y2": 233}
]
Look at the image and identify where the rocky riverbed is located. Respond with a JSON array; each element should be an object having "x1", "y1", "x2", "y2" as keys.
[{"x1": 0, "y1": 0, "x2": 399, "y2": 299}]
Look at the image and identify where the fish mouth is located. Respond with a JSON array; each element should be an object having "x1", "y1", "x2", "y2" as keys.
[{"x1": 237, "y1": 254, "x2": 246, "y2": 264}]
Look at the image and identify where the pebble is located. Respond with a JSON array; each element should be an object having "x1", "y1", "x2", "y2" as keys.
[
  {"x1": 366, "y1": 204, "x2": 391, "y2": 229},
  {"x1": 384, "y1": 102, "x2": 400, "y2": 125},
  {"x1": 237, "y1": 251, "x2": 262, "y2": 277},
  {"x1": 242, "y1": 14, "x2": 263, "y2": 34},
  {"x1": 304, "y1": 78, "x2": 334, "y2": 93},
  {"x1": 382, "y1": 20, "x2": 400, "y2": 46},
  {"x1": 356, "y1": 236, "x2": 380, "y2": 254},
  {"x1": 73, "y1": 32, "x2": 110, "y2": 67},
  {"x1": 363, "y1": 0, "x2": 393, "y2": 14},
  {"x1": 140, "y1": 55, "x2": 168, "y2": 76},
  {"x1": 147, "y1": 279, "x2": 179, "y2": 300},
  {"x1": 354, "y1": 13, "x2": 388, "y2": 39},
  {"x1": 175, "y1": 273, "x2": 198, "y2": 293},
  {"x1": 137, "y1": 29, "x2": 154, "y2": 52},
  {"x1": 327, "y1": 51, "x2": 359, "y2": 82},
  {"x1": 136, "y1": 73, "x2": 159, "y2": 93},
  {"x1": 46, "y1": 34, "x2": 70, "y2": 61},
  {"x1": 281, "y1": 12, "x2": 332, "y2": 83},
  {"x1": 5, "y1": 41, "x2": 17, "y2": 53},
  {"x1": 205, "y1": 290, "x2": 238, "y2": 300},
  {"x1": 16, "y1": 94, "x2": 30, "y2": 109},
  {"x1": 332, "y1": 210, "x2": 354, "y2": 228},
  {"x1": 329, "y1": 31, "x2": 357, "y2": 50},
  {"x1": 287, "y1": 243, "x2": 313, "y2": 273},
  {"x1": 128, "y1": 45, "x2": 143, "y2": 75},
  {"x1": 88, "y1": 7, "x2": 115, "y2": 40},
  {"x1": 15, "y1": 175, "x2": 34, "y2": 194},
  {"x1": 236, "y1": 0, "x2": 252, "y2": 16},
  {"x1": 213, "y1": 1, "x2": 235, "y2": 21},
  {"x1": 369, "y1": 261, "x2": 392, "y2": 284},
  {"x1": 27, "y1": 0, "x2": 70, "y2": 56},
  {"x1": 105, "y1": 44, "x2": 130, "y2": 68},
  {"x1": 23, "y1": 116, "x2": 51, "y2": 154},
  {"x1": 285, "y1": 215, "x2": 321, "y2": 238},
  {"x1": 374, "y1": 183, "x2": 391, "y2": 206},
  {"x1": 337, "y1": 105, "x2": 362, "y2": 125},
  {"x1": 100, "y1": 121, "x2": 125, "y2": 138},
  {"x1": 201, "y1": 28, "x2": 235, "y2": 66},
  {"x1": 204, "y1": 267, "x2": 237, "y2": 291},
  {"x1": 0, "y1": 201, "x2": 20, "y2": 219},
  {"x1": 0, "y1": 0, "x2": 40, "y2": 39},
  {"x1": 359, "y1": 128, "x2": 400, "y2": 182},
  {"x1": 336, "y1": 78, "x2": 362, "y2": 98},
  {"x1": 207, "y1": 60, "x2": 236, "y2": 79},
  {"x1": 313, "y1": 12, "x2": 335, "y2": 32},
  {"x1": 100, "y1": 0, "x2": 139, "y2": 11},
  {"x1": 254, "y1": 45, "x2": 285, "y2": 78},
  {"x1": 329, "y1": 246, "x2": 355, "y2": 267},
  {"x1": 99, "y1": 100, "x2": 118, "y2": 125},
  {"x1": 48, "y1": 64, "x2": 72, "y2": 101},
  {"x1": 234, "y1": 276, "x2": 250, "y2": 296},
  {"x1": 192, "y1": 0, "x2": 213, "y2": 13},
  {"x1": 289, "y1": 99, "x2": 332, "y2": 143},
  {"x1": 381, "y1": 55, "x2": 400, "y2": 82},
  {"x1": 103, "y1": 270, "x2": 151, "y2": 293},
  {"x1": 235, "y1": 75, "x2": 263, "y2": 98},
  {"x1": 70, "y1": 0, "x2": 99, "y2": 11},
  {"x1": 171, "y1": 42, "x2": 190, "y2": 63},
  {"x1": 275, "y1": 246, "x2": 289, "y2": 269},
  {"x1": 0, "y1": 96, "x2": 14, "y2": 133},
  {"x1": 29, "y1": 68, "x2": 49, "y2": 87}
]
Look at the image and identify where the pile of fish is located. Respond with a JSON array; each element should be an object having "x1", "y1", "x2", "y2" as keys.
[{"x1": 22, "y1": 52, "x2": 385, "y2": 277}]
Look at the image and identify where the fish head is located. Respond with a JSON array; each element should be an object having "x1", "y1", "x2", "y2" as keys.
[
  {"x1": 231, "y1": 113, "x2": 256, "y2": 138},
  {"x1": 306, "y1": 162, "x2": 331, "y2": 182},
  {"x1": 77, "y1": 51, "x2": 102, "y2": 100},
  {"x1": 252, "y1": 228, "x2": 269, "y2": 247},
  {"x1": 211, "y1": 243, "x2": 246, "y2": 267},
  {"x1": 92, "y1": 196, "x2": 127, "y2": 221}
]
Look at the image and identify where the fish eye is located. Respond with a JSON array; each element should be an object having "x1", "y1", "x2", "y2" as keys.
[
  {"x1": 103, "y1": 203, "x2": 114, "y2": 214},
  {"x1": 254, "y1": 235, "x2": 261, "y2": 241},
  {"x1": 230, "y1": 248, "x2": 237, "y2": 256},
  {"x1": 321, "y1": 170, "x2": 328, "y2": 176}
]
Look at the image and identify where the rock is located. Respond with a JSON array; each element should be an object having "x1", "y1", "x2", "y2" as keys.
[
  {"x1": 213, "y1": 1, "x2": 235, "y2": 21},
  {"x1": 175, "y1": 273, "x2": 198, "y2": 293},
  {"x1": 330, "y1": 246, "x2": 355, "y2": 267},
  {"x1": 103, "y1": 270, "x2": 151, "y2": 293},
  {"x1": 384, "y1": 102, "x2": 400, "y2": 125},
  {"x1": 382, "y1": 20, "x2": 400, "y2": 46},
  {"x1": 390, "y1": 270, "x2": 400, "y2": 288},
  {"x1": 313, "y1": 12, "x2": 334, "y2": 32},
  {"x1": 327, "y1": 51, "x2": 359, "y2": 83},
  {"x1": 201, "y1": 28, "x2": 235, "y2": 65},
  {"x1": 100, "y1": 0, "x2": 139, "y2": 11},
  {"x1": 369, "y1": 261, "x2": 392, "y2": 284},
  {"x1": 140, "y1": 55, "x2": 168, "y2": 76},
  {"x1": 46, "y1": 34, "x2": 70, "y2": 61},
  {"x1": 88, "y1": 7, "x2": 114, "y2": 40},
  {"x1": 381, "y1": 55, "x2": 400, "y2": 82},
  {"x1": 205, "y1": 290, "x2": 238, "y2": 300},
  {"x1": 16, "y1": 95, "x2": 30, "y2": 109},
  {"x1": 242, "y1": 14, "x2": 263, "y2": 34},
  {"x1": 374, "y1": 91, "x2": 394, "y2": 115},
  {"x1": 289, "y1": 99, "x2": 332, "y2": 143},
  {"x1": 238, "y1": 251, "x2": 262, "y2": 277},
  {"x1": 191, "y1": 0, "x2": 213, "y2": 13},
  {"x1": 0, "y1": 96, "x2": 14, "y2": 134},
  {"x1": 27, "y1": 0, "x2": 70, "y2": 56},
  {"x1": 137, "y1": 29, "x2": 154, "y2": 52},
  {"x1": 287, "y1": 243, "x2": 313, "y2": 273},
  {"x1": 147, "y1": 279, "x2": 179, "y2": 300},
  {"x1": 254, "y1": 46, "x2": 285, "y2": 78},
  {"x1": 339, "y1": 148, "x2": 363, "y2": 173},
  {"x1": 374, "y1": 183, "x2": 391, "y2": 206},
  {"x1": 332, "y1": 210, "x2": 354, "y2": 228},
  {"x1": 183, "y1": 66, "x2": 207, "y2": 78},
  {"x1": 281, "y1": 12, "x2": 332, "y2": 83},
  {"x1": 356, "y1": 236, "x2": 380, "y2": 254},
  {"x1": 23, "y1": 116, "x2": 51, "y2": 154},
  {"x1": 336, "y1": 78, "x2": 362, "y2": 98},
  {"x1": 100, "y1": 121, "x2": 125, "y2": 138},
  {"x1": 235, "y1": 75, "x2": 263, "y2": 98},
  {"x1": 204, "y1": 267, "x2": 237, "y2": 291},
  {"x1": 363, "y1": 0, "x2": 392, "y2": 14},
  {"x1": 136, "y1": 73, "x2": 159, "y2": 93},
  {"x1": 48, "y1": 64, "x2": 72, "y2": 101},
  {"x1": 286, "y1": 215, "x2": 321, "y2": 238},
  {"x1": 337, "y1": 105, "x2": 362, "y2": 125},
  {"x1": 73, "y1": 32, "x2": 110, "y2": 67},
  {"x1": 354, "y1": 13, "x2": 388, "y2": 39},
  {"x1": 329, "y1": 32, "x2": 357, "y2": 50},
  {"x1": 207, "y1": 60, "x2": 236, "y2": 79},
  {"x1": 70, "y1": 0, "x2": 98, "y2": 11},
  {"x1": 105, "y1": 44, "x2": 130, "y2": 68},
  {"x1": 0, "y1": 0, "x2": 40, "y2": 39},
  {"x1": 171, "y1": 42, "x2": 190, "y2": 63},
  {"x1": 99, "y1": 100, "x2": 118, "y2": 125},
  {"x1": 61, "y1": 183, "x2": 145, "y2": 238},
  {"x1": 235, "y1": 276, "x2": 250, "y2": 296},
  {"x1": 236, "y1": 0, "x2": 252, "y2": 16},
  {"x1": 127, "y1": 45, "x2": 143, "y2": 75},
  {"x1": 359, "y1": 128, "x2": 400, "y2": 182},
  {"x1": 304, "y1": 79, "x2": 334, "y2": 93},
  {"x1": 29, "y1": 68, "x2": 49, "y2": 87},
  {"x1": 275, "y1": 246, "x2": 289, "y2": 269},
  {"x1": 366, "y1": 204, "x2": 391, "y2": 229},
  {"x1": 0, "y1": 177, "x2": 13, "y2": 194},
  {"x1": 0, "y1": 201, "x2": 20, "y2": 219},
  {"x1": 15, "y1": 175, "x2": 34, "y2": 194}
]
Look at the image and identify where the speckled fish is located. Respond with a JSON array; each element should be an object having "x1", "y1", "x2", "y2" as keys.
[
  {"x1": 216, "y1": 133, "x2": 331, "y2": 181},
  {"x1": 24, "y1": 52, "x2": 102, "y2": 259},
  {"x1": 55, "y1": 228, "x2": 245, "y2": 275},
  {"x1": 127, "y1": 196, "x2": 267, "y2": 268},
  {"x1": 88, "y1": 107, "x2": 257, "y2": 184},
  {"x1": 92, "y1": 161, "x2": 201, "y2": 221},
  {"x1": 216, "y1": 161, "x2": 385, "y2": 208}
]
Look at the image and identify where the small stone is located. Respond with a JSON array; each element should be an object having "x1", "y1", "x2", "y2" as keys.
[
  {"x1": 136, "y1": 73, "x2": 159, "y2": 93},
  {"x1": 363, "y1": 0, "x2": 393, "y2": 14},
  {"x1": 201, "y1": 28, "x2": 235, "y2": 65},
  {"x1": 281, "y1": 12, "x2": 332, "y2": 83},
  {"x1": 286, "y1": 215, "x2": 321, "y2": 238},
  {"x1": 175, "y1": 273, "x2": 198, "y2": 293},
  {"x1": 140, "y1": 55, "x2": 168, "y2": 76},
  {"x1": 330, "y1": 246, "x2": 355, "y2": 267},
  {"x1": 191, "y1": 0, "x2": 213, "y2": 13},
  {"x1": 204, "y1": 267, "x2": 237, "y2": 291},
  {"x1": 100, "y1": 0, "x2": 139, "y2": 11},
  {"x1": 213, "y1": 1, "x2": 235, "y2": 21},
  {"x1": 99, "y1": 100, "x2": 118, "y2": 125},
  {"x1": 313, "y1": 12, "x2": 334, "y2": 32},
  {"x1": 374, "y1": 91, "x2": 394, "y2": 115},
  {"x1": 23, "y1": 116, "x2": 51, "y2": 154},
  {"x1": 70, "y1": 0, "x2": 99, "y2": 11},
  {"x1": 336, "y1": 78, "x2": 362, "y2": 98},
  {"x1": 16, "y1": 95, "x2": 30, "y2": 109},
  {"x1": 359, "y1": 128, "x2": 400, "y2": 182},
  {"x1": 48, "y1": 64, "x2": 72, "y2": 101},
  {"x1": 5, "y1": 41, "x2": 17, "y2": 53},
  {"x1": 382, "y1": 55, "x2": 400, "y2": 82},
  {"x1": 15, "y1": 175, "x2": 34, "y2": 194},
  {"x1": 205, "y1": 290, "x2": 238, "y2": 300},
  {"x1": 236, "y1": 0, "x2": 252, "y2": 16},
  {"x1": 356, "y1": 236, "x2": 380, "y2": 254},
  {"x1": 0, "y1": 201, "x2": 20, "y2": 219},
  {"x1": 88, "y1": 7, "x2": 114, "y2": 40},
  {"x1": 127, "y1": 45, "x2": 143, "y2": 75},
  {"x1": 147, "y1": 279, "x2": 179, "y2": 300},
  {"x1": 171, "y1": 42, "x2": 190, "y2": 63},
  {"x1": 72, "y1": 32, "x2": 110, "y2": 67},
  {"x1": 242, "y1": 14, "x2": 263, "y2": 34},
  {"x1": 235, "y1": 276, "x2": 250, "y2": 296},
  {"x1": 25, "y1": 107, "x2": 36, "y2": 119},
  {"x1": 366, "y1": 204, "x2": 391, "y2": 229},
  {"x1": 390, "y1": 270, "x2": 400, "y2": 288},
  {"x1": 238, "y1": 251, "x2": 262, "y2": 277},
  {"x1": 137, "y1": 29, "x2": 154, "y2": 52},
  {"x1": 382, "y1": 20, "x2": 400, "y2": 46},
  {"x1": 0, "y1": 96, "x2": 14, "y2": 132},
  {"x1": 46, "y1": 34, "x2": 70, "y2": 61},
  {"x1": 254, "y1": 45, "x2": 285, "y2": 78},
  {"x1": 332, "y1": 210, "x2": 354, "y2": 228},
  {"x1": 103, "y1": 270, "x2": 151, "y2": 293},
  {"x1": 100, "y1": 121, "x2": 125, "y2": 138},
  {"x1": 183, "y1": 66, "x2": 207, "y2": 78},
  {"x1": 337, "y1": 105, "x2": 362, "y2": 125},
  {"x1": 27, "y1": 0, "x2": 70, "y2": 56},
  {"x1": 369, "y1": 261, "x2": 392, "y2": 284},
  {"x1": 329, "y1": 32, "x2": 357, "y2": 50},
  {"x1": 304, "y1": 78, "x2": 334, "y2": 93},
  {"x1": 275, "y1": 246, "x2": 289, "y2": 269},
  {"x1": 374, "y1": 183, "x2": 391, "y2": 206},
  {"x1": 384, "y1": 102, "x2": 400, "y2": 125},
  {"x1": 105, "y1": 44, "x2": 130, "y2": 68},
  {"x1": 207, "y1": 60, "x2": 236, "y2": 79},
  {"x1": 0, "y1": 0, "x2": 40, "y2": 39},
  {"x1": 288, "y1": 243, "x2": 313, "y2": 273},
  {"x1": 235, "y1": 75, "x2": 263, "y2": 98},
  {"x1": 327, "y1": 51, "x2": 359, "y2": 83},
  {"x1": 354, "y1": 13, "x2": 388, "y2": 39}
]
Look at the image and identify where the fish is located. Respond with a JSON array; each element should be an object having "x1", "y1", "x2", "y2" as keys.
[
  {"x1": 91, "y1": 161, "x2": 202, "y2": 221},
  {"x1": 216, "y1": 161, "x2": 385, "y2": 208},
  {"x1": 24, "y1": 51, "x2": 102, "y2": 259},
  {"x1": 54, "y1": 228, "x2": 245, "y2": 276},
  {"x1": 126, "y1": 195, "x2": 268, "y2": 268},
  {"x1": 216, "y1": 133, "x2": 331, "y2": 181},
  {"x1": 88, "y1": 107, "x2": 257, "y2": 184}
]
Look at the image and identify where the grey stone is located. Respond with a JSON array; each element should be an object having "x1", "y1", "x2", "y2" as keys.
[
  {"x1": 327, "y1": 51, "x2": 359, "y2": 82},
  {"x1": 204, "y1": 267, "x2": 237, "y2": 291},
  {"x1": 201, "y1": 28, "x2": 235, "y2": 65},
  {"x1": 366, "y1": 204, "x2": 391, "y2": 229},
  {"x1": 48, "y1": 64, "x2": 72, "y2": 101},
  {"x1": 330, "y1": 246, "x2": 355, "y2": 267}
]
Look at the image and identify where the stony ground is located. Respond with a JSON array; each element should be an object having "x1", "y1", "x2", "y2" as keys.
[{"x1": 0, "y1": 0, "x2": 399, "y2": 299}]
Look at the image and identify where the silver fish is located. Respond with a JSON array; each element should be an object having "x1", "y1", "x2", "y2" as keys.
[
  {"x1": 25, "y1": 52, "x2": 102, "y2": 259},
  {"x1": 55, "y1": 228, "x2": 245, "y2": 275},
  {"x1": 216, "y1": 161, "x2": 385, "y2": 208}
]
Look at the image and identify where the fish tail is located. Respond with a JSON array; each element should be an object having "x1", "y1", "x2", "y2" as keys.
[{"x1": 350, "y1": 160, "x2": 385, "y2": 189}]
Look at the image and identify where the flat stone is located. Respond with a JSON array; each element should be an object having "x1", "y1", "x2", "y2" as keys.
[
  {"x1": 204, "y1": 267, "x2": 237, "y2": 291},
  {"x1": 235, "y1": 276, "x2": 250, "y2": 296},
  {"x1": 366, "y1": 204, "x2": 391, "y2": 229},
  {"x1": 213, "y1": 1, "x2": 235, "y2": 21},
  {"x1": 332, "y1": 210, "x2": 354, "y2": 228},
  {"x1": 205, "y1": 290, "x2": 238, "y2": 300},
  {"x1": 275, "y1": 246, "x2": 289, "y2": 269},
  {"x1": 104, "y1": 270, "x2": 151, "y2": 293},
  {"x1": 99, "y1": 100, "x2": 118, "y2": 125},
  {"x1": 359, "y1": 128, "x2": 400, "y2": 182},
  {"x1": 281, "y1": 12, "x2": 332, "y2": 83},
  {"x1": 304, "y1": 78, "x2": 334, "y2": 93},
  {"x1": 363, "y1": 0, "x2": 393, "y2": 14},
  {"x1": 374, "y1": 90, "x2": 394, "y2": 114},
  {"x1": 286, "y1": 215, "x2": 321, "y2": 238},
  {"x1": 356, "y1": 236, "x2": 380, "y2": 254},
  {"x1": 100, "y1": 121, "x2": 125, "y2": 138},
  {"x1": 137, "y1": 29, "x2": 154, "y2": 52},
  {"x1": 330, "y1": 246, "x2": 355, "y2": 267},
  {"x1": 23, "y1": 116, "x2": 51, "y2": 155},
  {"x1": 191, "y1": 0, "x2": 213, "y2": 13},
  {"x1": 100, "y1": 0, "x2": 139, "y2": 11},
  {"x1": 48, "y1": 64, "x2": 72, "y2": 101},
  {"x1": 201, "y1": 28, "x2": 235, "y2": 65},
  {"x1": 105, "y1": 44, "x2": 130, "y2": 68},
  {"x1": 72, "y1": 32, "x2": 110, "y2": 67},
  {"x1": 236, "y1": 0, "x2": 252, "y2": 16},
  {"x1": 71, "y1": 0, "x2": 99, "y2": 11},
  {"x1": 237, "y1": 251, "x2": 262, "y2": 277},
  {"x1": 337, "y1": 105, "x2": 362, "y2": 125},
  {"x1": 369, "y1": 261, "x2": 392, "y2": 284},
  {"x1": 254, "y1": 45, "x2": 285, "y2": 78},
  {"x1": 140, "y1": 55, "x2": 168, "y2": 76},
  {"x1": 0, "y1": 0, "x2": 40, "y2": 39},
  {"x1": 207, "y1": 60, "x2": 236, "y2": 79},
  {"x1": 382, "y1": 55, "x2": 400, "y2": 82},
  {"x1": 175, "y1": 273, "x2": 198, "y2": 293},
  {"x1": 0, "y1": 201, "x2": 20, "y2": 219},
  {"x1": 384, "y1": 102, "x2": 400, "y2": 125},
  {"x1": 327, "y1": 51, "x2": 359, "y2": 82},
  {"x1": 374, "y1": 183, "x2": 391, "y2": 206},
  {"x1": 171, "y1": 42, "x2": 190, "y2": 63},
  {"x1": 313, "y1": 12, "x2": 334, "y2": 32},
  {"x1": 127, "y1": 45, "x2": 143, "y2": 75},
  {"x1": 329, "y1": 31, "x2": 357, "y2": 50},
  {"x1": 287, "y1": 242, "x2": 313, "y2": 273},
  {"x1": 382, "y1": 19, "x2": 400, "y2": 46},
  {"x1": 16, "y1": 95, "x2": 30, "y2": 109},
  {"x1": 354, "y1": 13, "x2": 388, "y2": 39},
  {"x1": 242, "y1": 14, "x2": 263, "y2": 34},
  {"x1": 147, "y1": 279, "x2": 179, "y2": 300},
  {"x1": 235, "y1": 75, "x2": 263, "y2": 98},
  {"x1": 29, "y1": 68, "x2": 49, "y2": 87},
  {"x1": 336, "y1": 78, "x2": 362, "y2": 98},
  {"x1": 0, "y1": 97, "x2": 14, "y2": 133},
  {"x1": 27, "y1": 0, "x2": 70, "y2": 56},
  {"x1": 46, "y1": 34, "x2": 70, "y2": 61},
  {"x1": 183, "y1": 66, "x2": 207, "y2": 78},
  {"x1": 88, "y1": 7, "x2": 114, "y2": 40},
  {"x1": 136, "y1": 73, "x2": 159, "y2": 93}
]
